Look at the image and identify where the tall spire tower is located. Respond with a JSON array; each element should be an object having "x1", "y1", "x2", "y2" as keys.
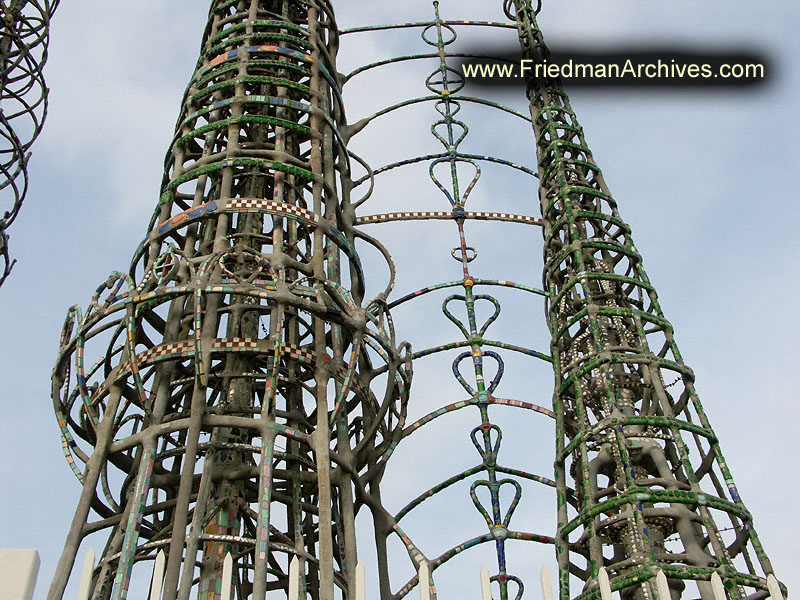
[
  {"x1": 508, "y1": 1, "x2": 781, "y2": 599},
  {"x1": 49, "y1": 2, "x2": 409, "y2": 599}
]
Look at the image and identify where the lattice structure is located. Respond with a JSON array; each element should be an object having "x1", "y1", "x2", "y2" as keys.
[
  {"x1": 0, "y1": 0, "x2": 59, "y2": 287},
  {"x1": 47, "y1": 2, "x2": 783, "y2": 600},
  {"x1": 340, "y1": 7, "x2": 555, "y2": 600},
  {"x1": 50, "y1": 2, "x2": 410, "y2": 599},
  {"x1": 508, "y1": 1, "x2": 782, "y2": 600}
]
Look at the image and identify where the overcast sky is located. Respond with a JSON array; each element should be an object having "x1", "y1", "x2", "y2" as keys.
[{"x1": 0, "y1": 2, "x2": 796, "y2": 599}]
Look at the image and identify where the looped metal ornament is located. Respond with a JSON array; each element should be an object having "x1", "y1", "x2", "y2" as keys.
[{"x1": 451, "y1": 246, "x2": 477, "y2": 262}]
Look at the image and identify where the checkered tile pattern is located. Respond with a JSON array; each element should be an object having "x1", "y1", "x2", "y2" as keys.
[
  {"x1": 130, "y1": 338, "x2": 322, "y2": 369},
  {"x1": 153, "y1": 197, "x2": 323, "y2": 242},
  {"x1": 213, "y1": 337, "x2": 262, "y2": 352},
  {"x1": 124, "y1": 338, "x2": 370, "y2": 397},
  {"x1": 355, "y1": 211, "x2": 542, "y2": 225},
  {"x1": 282, "y1": 341, "x2": 316, "y2": 364},
  {"x1": 136, "y1": 340, "x2": 195, "y2": 365},
  {"x1": 228, "y1": 197, "x2": 319, "y2": 224}
]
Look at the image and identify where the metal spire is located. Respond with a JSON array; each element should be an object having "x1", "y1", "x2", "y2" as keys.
[
  {"x1": 49, "y1": 2, "x2": 409, "y2": 598},
  {"x1": 507, "y1": 1, "x2": 782, "y2": 599}
]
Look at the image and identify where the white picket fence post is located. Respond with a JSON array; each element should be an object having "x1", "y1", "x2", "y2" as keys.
[
  {"x1": 540, "y1": 566, "x2": 554, "y2": 600},
  {"x1": 710, "y1": 572, "x2": 727, "y2": 600},
  {"x1": 0, "y1": 549, "x2": 40, "y2": 600},
  {"x1": 289, "y1": 555, "x2": 300, "y2": 600},
  {"x1": 767, "y1": 574, "x2": 784, "y2": 600},
  {"x1": 76, "y1": 548, "x2": 95, "y2": 600},
  {"x1": 418, "y1": 561, "x2": 431, "y2": 600},
  {"x1": 355, "y1": 559, "x2": 366, "y2": 600},
  {"x1": 597, "y1": 567, "x2": 613, "y2": 600},
  {"x1": 219, "y1": 552, "x2": 233, "y2": 600},
  {"x1": 479, "y1": 564, "x2": 492, "y2": 600},
  {"x1": 147, "y1": 549, "x2": 165, "y2": 600},
  {"x1": 654, "y1": 568, "x2": 671, "y2": 600}
]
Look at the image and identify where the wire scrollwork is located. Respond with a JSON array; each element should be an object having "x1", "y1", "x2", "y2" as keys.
[{"x1": 0, "y1": 0, "x2": 59, "y2": 287}]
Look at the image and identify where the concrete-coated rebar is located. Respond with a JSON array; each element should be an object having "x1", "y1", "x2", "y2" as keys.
[
  {"x1": 0, "y1": 0, "x2": 59, "y2": 287},
  {"x1": 47, "y1": 2, "x2": 784, "y2": 599},
  {"x1": 49, "y1": 2, "x2": 410, "y2": 598},
  {"x1": 509, "y1": 1, "x2": 781, "y2": 599}
]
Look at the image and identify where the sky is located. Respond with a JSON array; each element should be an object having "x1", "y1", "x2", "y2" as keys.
[{"x1": 0, "y1": 1, "x2": 797, "y2": 599}]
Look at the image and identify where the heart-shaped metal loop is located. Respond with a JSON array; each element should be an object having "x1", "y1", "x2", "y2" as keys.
[
  {"x1": 470, "y1": 423, "x2": 502, "y2": 463},
  {"x1": 451, "y1": 349, "x2": 505, "y2": 396},
  {"x1": 431, "y1": 117, "x2": 468, "y2": 151},
  {"x1": 470, "y1": 478, "x2": 523, "y2": 530}
]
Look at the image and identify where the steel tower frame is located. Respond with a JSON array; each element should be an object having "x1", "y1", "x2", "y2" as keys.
[
  {"x1": 50, "y1": 2, "x2": 410, "y2": 598},
  {"x1": 508, "y1": 2, "x2": 781, "y2": 600},
  {"x1": 46, "y1": 1, "x2": 783, "y2": 600}
]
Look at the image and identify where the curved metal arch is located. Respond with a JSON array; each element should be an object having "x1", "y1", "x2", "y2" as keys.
[
  {"x1": 351, "y1": 151, "x2": 537, "y2": 189},
  {"x1": 410, "y1": 339, "x2": 551, "y2": 362},
  {"x1": 388, "y1": 279, "x2": 548, "y2": 310},
  {"x1": 340, "y1": 20, "x2": 519, "y2": 36},
  {"x1": 344, "y1": 52, "x2": 517, "y2": 83},
  {"x1": 390, "y1": 529, "x2": 555, "y2": 600},
  {"x1": 356, "y1": 211, "x2": 542, "y2": 227},
  {"x1": 356, "y1": 94, "x2": 532, "y2": 129},
  {"x1": 401, "y1": 397, "x2": 555, "y2": 445}
]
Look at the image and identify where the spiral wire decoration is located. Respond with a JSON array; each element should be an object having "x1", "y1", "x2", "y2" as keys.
[{"x1": 0, "y1": 0, "x2": 59, "y2": 287}]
